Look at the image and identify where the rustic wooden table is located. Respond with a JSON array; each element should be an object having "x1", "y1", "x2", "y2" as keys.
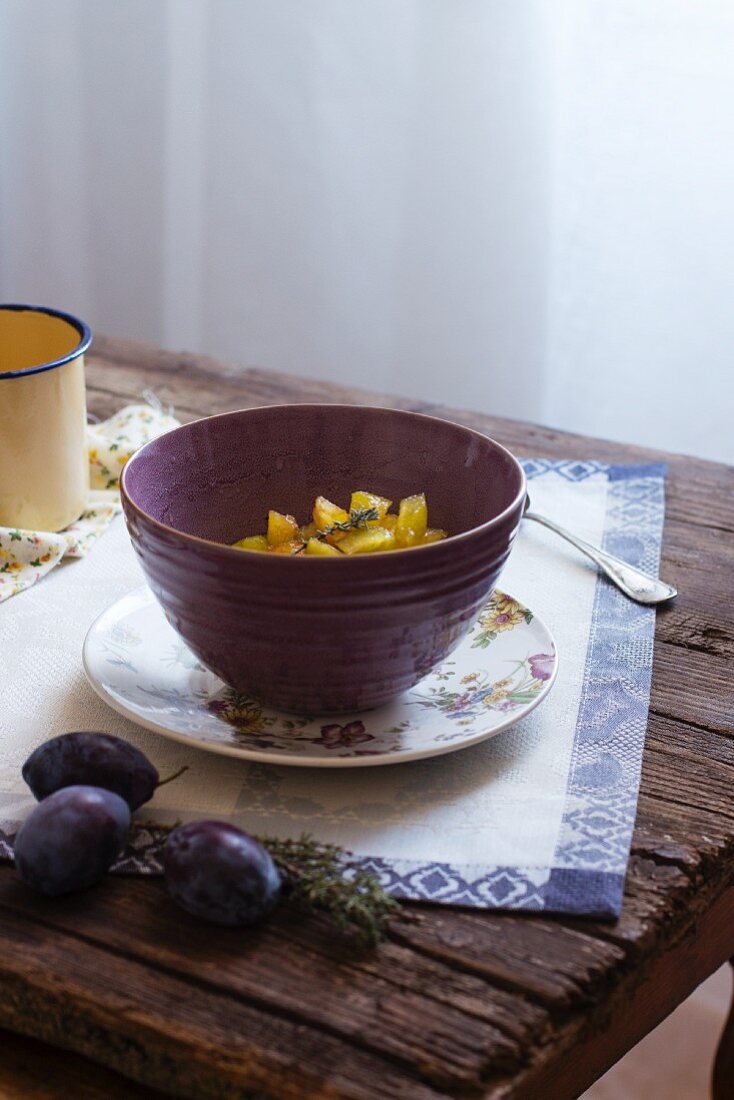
[{"x1": 1, "y1": 336, "x2": 733, "y2": 1100}]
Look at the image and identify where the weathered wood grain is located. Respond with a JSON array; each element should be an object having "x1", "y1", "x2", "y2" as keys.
[
  {"x1": 505, "y1": 886, "x2": 734, "y2": 1100},
  {"x1": 0, "y1": 1031, "x2": 167, "y2": 1099},
  {"x1": 0, "y1": 333, "x2": 732, "y2": 1099}
]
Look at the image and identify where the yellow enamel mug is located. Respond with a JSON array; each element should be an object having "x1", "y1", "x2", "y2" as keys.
[{"x1": 0, "y1": 304, "x2": 91, "y2": 531}]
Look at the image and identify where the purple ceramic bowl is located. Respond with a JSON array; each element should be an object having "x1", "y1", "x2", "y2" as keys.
[{"x1": 121, "y1": 404, "x2": 526, "y2": 714}]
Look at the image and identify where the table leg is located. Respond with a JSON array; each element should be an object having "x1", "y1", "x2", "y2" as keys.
[{"x1": 712, "y1": 960, "x2": 734, "y2": 1100}]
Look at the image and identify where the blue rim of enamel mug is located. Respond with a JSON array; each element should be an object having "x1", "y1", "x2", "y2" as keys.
[{"x1": 0, "y1": 303, "x2": 92, "y2": 379}]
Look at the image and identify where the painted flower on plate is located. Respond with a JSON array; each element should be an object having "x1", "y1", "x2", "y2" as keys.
[
  {"x1": 413, "y1": 654, "x2": 548, "y2": 722},
  {"x1": 315, "y1": 721, "x2": 373, "y2": 750},
  {"x1": 471, "y1": 592, "x2": 534, "y2": 648},
  {"x1": 207, "y1": 690, "x2": 273, "y2": 735},
  {"x1": 529, "y1": 653, "x2": 555, "y2": 681},
  {"x1": 482, "y1": 594, "x2": 527, "y2": 632},
  {"x1": 481, "y1": 687, "x2": 509, "y2": 707}
]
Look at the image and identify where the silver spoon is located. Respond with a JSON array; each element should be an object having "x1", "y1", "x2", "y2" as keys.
[{"x1": 523, "y1": 496, "x2": 677, "y2": 606}]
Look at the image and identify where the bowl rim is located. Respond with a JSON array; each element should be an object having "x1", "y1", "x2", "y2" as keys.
[{"x1": 120, "y1": 403, "x2": 527, "y2": 560}]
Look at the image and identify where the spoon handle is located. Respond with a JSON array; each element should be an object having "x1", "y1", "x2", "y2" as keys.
[{"x1": 524, "y1": 510, "x2": 677, "y2": 606}]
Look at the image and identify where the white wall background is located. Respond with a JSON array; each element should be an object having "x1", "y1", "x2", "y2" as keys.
[{"x1": 1, "y1": 1, "x2": 733, "y2": 461}]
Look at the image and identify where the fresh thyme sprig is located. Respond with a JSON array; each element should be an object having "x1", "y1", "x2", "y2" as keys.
[
  {"x1": 313, "y1": 506, "x2": 380, "y2": 541},
  {"x1": 262, "y1": 833, "x2": 399, "y2": 945}
]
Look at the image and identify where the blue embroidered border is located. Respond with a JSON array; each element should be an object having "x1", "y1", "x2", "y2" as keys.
[{"x1": 347, "y1": 460, "x2": 667, "y2": 918}]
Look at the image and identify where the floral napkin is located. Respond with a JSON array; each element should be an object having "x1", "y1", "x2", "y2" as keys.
[{"x1": 0, "y1": 402, "x2": 179, "y2": 603}]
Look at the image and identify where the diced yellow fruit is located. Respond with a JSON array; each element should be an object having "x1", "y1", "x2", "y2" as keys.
[
  {"x1": 232, "y1": 490, "x2": 440, "y2": 556},
  {"x1": 313, "y1": 496, "x2": 351, "y2": 545},
  {"x1": 395, "y1": 494, "x2": 428, "y2": 547},
  {"x1": 267, "y1": 510, "x2": 300, "y2": 546},
  {"x1": 271, "y1": 539, "x2": 305, "y2": 555},
  {"x1": 313, "y1": 496, "x2": 350, "y2": 532},
  {"x1": 403, "y1": 527, "x2": 447, "y2": 549},
  {"x1": 349, "y1": 490, "x2": 392, "y2": 522},
  {"x1": 305, "y1": 537, "x2": 342, "y2": 556},
  {"x1": 339, "y1": 527, "x2": 396, "y2": 555},
  {"x1": 232, "y1": 535, "x2": 269, "y2": 552}
]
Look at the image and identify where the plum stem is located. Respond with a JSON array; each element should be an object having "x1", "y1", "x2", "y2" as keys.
[{"x1": 156, "y1": 765, "x2": 189, "y2": 789}]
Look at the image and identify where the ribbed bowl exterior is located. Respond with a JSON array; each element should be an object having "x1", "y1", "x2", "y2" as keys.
[{"x1": 121, "y1": 405, "x2": 525, "y2": 714}]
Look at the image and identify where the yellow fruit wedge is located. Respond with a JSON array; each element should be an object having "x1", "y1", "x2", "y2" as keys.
[
  {"x1": 305, "y1": 537, "x2": 342, "y2": 556},
  {"x1": 313, "y1": 496, "x2": 350, "y2": 532},
  {"x1": 271, "y1": 538, "x2": 305, "y2": 554},
  {"x1": 400, "y1": 527, "x2": 447, "y2": 548},
  {"x1": 421, "y1": 527, "x2": 447, "y2": 545},
  {"x1": 382, "y1": 513, "x2": 398, "y2": 532},
  {"x1": 349, "y1": 490, "x2": 392, "y2": 522},
  {"x1": 395, "y1": 494, "x2": 428, "y2": 547},
  {"x1": 339, "y1": 527, "x2": 396, "y2": 555},
  {"x1": 267, "y1": 510, "x2": 300, "y2": 546},
  {"x1": 232, "y1": 535, "x2": 269, "y2": 552}
]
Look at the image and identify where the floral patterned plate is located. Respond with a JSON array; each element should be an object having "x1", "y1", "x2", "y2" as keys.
[{"x1": 83, "y1": 586, "x2": 557, "y2": 768}]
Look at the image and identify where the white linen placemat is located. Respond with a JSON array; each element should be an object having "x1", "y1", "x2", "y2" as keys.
[{"x1": 0, "y1": 460, "x2": 666, "y2": 917}]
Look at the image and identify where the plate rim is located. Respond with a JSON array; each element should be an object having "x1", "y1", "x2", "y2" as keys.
[{"x1": 82, "y1": 586, "x2": 559, "y2": 769}]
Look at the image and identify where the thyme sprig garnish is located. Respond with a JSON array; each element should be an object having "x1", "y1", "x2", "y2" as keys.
[
  {"x1": 263, "y1": 833, "x2": 399, "y2": 945},
  {"x1": 313, "y1": 506, "x2": 380, "y2": 541}
]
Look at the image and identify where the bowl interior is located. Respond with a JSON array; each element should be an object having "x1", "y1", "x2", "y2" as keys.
[{"x1": 123, "y1": 404, "x2": 523, "y2": 545}]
